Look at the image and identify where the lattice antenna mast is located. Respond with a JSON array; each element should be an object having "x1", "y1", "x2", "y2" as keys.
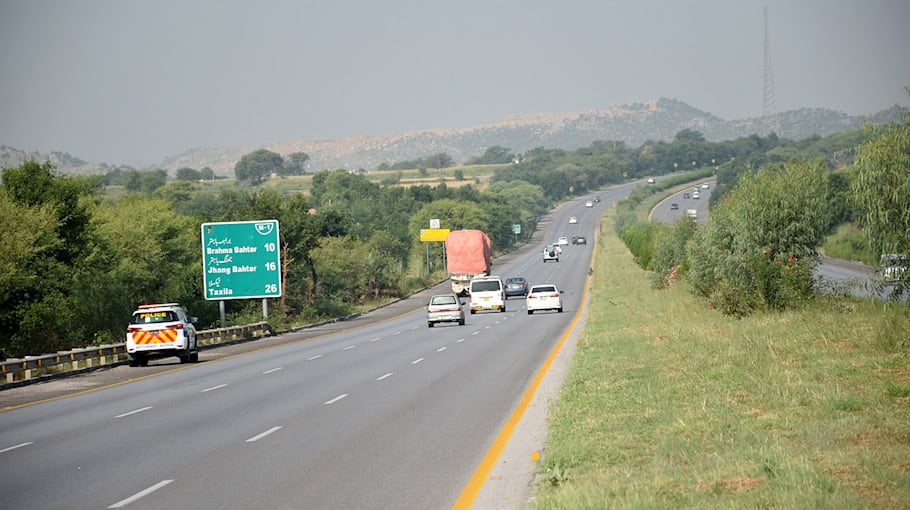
[{"x1": 762, "y1": 6, "x2": 777, "y2": 134}]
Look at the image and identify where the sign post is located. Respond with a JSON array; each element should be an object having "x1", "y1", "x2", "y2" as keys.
[{"x1": 201, "y1": 220, "x2": 282, "y2": 325}]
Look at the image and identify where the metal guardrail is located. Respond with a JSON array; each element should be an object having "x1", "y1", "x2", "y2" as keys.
[{"x1": 1, "y1": 322, "x2": 271, "y2": 384}]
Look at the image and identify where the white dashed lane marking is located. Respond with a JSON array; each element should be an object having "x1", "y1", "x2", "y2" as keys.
[
  {"x1": 411, "y1": 358, "x2": 424, "y2": 365},
  {"x1": 0, "y1": 442, "x2": 33, "y2": 454},
  {"x1": 108, "y1": 480, "x2": 173, "y2": 508},
  {"x1": 201, "y1": 384, "x2": 228, "y2": 393},
  {"x1": 376, "y1": 373, "x2": 394, "y2": 381},
  {"x1": 246, "y1": 426, "x2": 282, "y2": 443},
  {"x1": 263, "y1": 367, "x2": 283, "y2": 374},
  {"x1": 343, "y1": 345, "x2": 356, "y2": 350},
  {"x1": 437, "y1": 347, "x2": 447, "y2": 352},
  {"x1": 115, "y1": 407, "x2": 152, "y2": 418},
  {"x1": 324, "y1": 394, "x2": 348, "y2": 405},
  {"x1": 307, "y1": 355, "x2": 323, "y2": 360}
]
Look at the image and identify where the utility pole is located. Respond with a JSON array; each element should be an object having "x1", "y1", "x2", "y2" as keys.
[{"x1": 762, "y1": 6, "x2": 777, "y2": 135}]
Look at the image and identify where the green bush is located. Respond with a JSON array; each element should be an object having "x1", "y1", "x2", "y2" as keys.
[{"x1": 687, "y1": 161, "x2": 830, "y2": 314}]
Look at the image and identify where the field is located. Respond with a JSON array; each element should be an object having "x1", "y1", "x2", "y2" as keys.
[
  {"x1": 533, "y1": 210, "x2": 910, "y2": 509},
  {"x1": 175, "y1": 164, "x2": 506, "y2": 196}
]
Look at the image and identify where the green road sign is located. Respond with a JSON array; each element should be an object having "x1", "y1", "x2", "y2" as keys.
[
  {"x1": 201, "y1": 220, "x2": 281, "y2": 300},
  {"x1": 512, "y1": 224, "x2": 521, "y2": 234}
]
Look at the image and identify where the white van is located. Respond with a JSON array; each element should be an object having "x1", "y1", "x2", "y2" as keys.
[{"x1": 469, "y1": 276, "x2": 506, "y2": 314}]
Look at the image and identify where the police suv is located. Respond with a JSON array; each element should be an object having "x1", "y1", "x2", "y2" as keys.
[{"x1": 126, "y1": 303, "x2": 199, "y2": 367}]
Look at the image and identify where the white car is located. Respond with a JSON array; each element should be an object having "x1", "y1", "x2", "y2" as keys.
[
  {"x1": 585, "y1": 201, "x2": 594, "y2": 208},
  {"x1": 526, "y1": 284, "x2": 562, "y2": 314},
  {"x1": 558, "y1": 237, "x2": 569, "y2": 246},
  {"x1": 569, "y1": 216, "x2": 578, "y2": 224},
  {"x1": 647, "y1": 178, "x2": 656, "y2": 184},
  {"x1": 701, "y1": 183, "x2": 710, "y2": 189},
  {"x1": 468, "y1": 276, "x2": 506, "y2": 314},
  {"x1": 543, "y1": 244, "x2": 559, "y2": 262}
]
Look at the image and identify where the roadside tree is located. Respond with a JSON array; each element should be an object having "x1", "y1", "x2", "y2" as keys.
[
  {"x1": 851, "y1": 108, "x2": 910, "y2": 298},
  {"x1": 234, "y1": 149, "x2": 283, "y2": 184}
]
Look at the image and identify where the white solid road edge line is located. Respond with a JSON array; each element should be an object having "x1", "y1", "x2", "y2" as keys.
[
  {"x1": 115, "y1": 406, "x2": 152, "y2": 418},
  {"x1": 246, "y1": 426, "x2": 283, "y2": 443},
  {"x1": 108, "y1": 479, "x2": 173, "y2": 508},
  {"x1": 0, "y1": 442, "x2": 34, "y2": 454}
]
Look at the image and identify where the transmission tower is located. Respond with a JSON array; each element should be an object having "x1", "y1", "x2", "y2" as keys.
[{"x1": 762, "y1": 6, "x2": 777, "y2": 134}]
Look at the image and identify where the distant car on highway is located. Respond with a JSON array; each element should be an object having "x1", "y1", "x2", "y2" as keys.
[
  {"x1": 558, "y1": 237, "x2": 569, "y2": 246},
  {"x1": 504, "y1": 277, "x2": 529, "y2": 298},
  {"x1": 572, "y1": 235, "x2": 587, "y2": 245},
  {"x1": 569, "y1": 216, "x2": 578, "y2": 224},
  {"x1": 692, "y1": 191, "x2": 700, "y2": 199},
  {"x1": 585, "y1": 201, "x2": 593, "y2": 207},
  {"x1": 426, "y1": 293, "x2": 465, "y2": 327},
  {"x1": 701, "y1": 183, "x2": 710, "y2": 189},
  {"x1": 880, "y1": 254, "x2": 907, "y2": 282},
  {"x1": 593, "y1": 196, "x2": 601, "y2": 202},
  {"x1": 647, "y1": 178, "x2": 656, "y2": 184},
  {"x1": 526, "y1": 284, "x2": 563, "y2": 314},
  {"x1": 670, "y1": 203, "x2": 679, "y2": 210},
  {"x1": 543, "y1": 244, "x2": 559, "y2": 263}
]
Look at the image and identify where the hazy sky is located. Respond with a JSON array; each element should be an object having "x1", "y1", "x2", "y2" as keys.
[{"x1": 1, "y1": 0, "x2": 908, "y2": 165}]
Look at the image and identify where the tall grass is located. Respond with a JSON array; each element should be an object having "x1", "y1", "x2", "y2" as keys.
[
  {"x1": 821, "y1": 222, "x2": 877, "y2": 266},
  {"x1": 533, "y1": 212, "x2": 910, "y2": 509}
]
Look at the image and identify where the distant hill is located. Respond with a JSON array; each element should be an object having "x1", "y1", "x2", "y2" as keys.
[{"x1": 2, "y1": 98, "x2": 903, "y2": 177}]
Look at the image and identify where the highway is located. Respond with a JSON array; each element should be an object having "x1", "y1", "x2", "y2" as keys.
[
  {"x1": 0, "y1": 182, "x2": 638, "y2": 509},
  {"x1": 648, "y1": 179, "x2": 886, "y2": 299}
]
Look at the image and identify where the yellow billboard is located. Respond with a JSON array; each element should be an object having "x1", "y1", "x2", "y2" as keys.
[{"x1": 419, "y1": 228, "x2": 451, "y2": 242}]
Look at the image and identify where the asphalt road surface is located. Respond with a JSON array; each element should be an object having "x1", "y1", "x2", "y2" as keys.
[{"x1": 0, "y1": 182, "x2": 641, "y2": 510}]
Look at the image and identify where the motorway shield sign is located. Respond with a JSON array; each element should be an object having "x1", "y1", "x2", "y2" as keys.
[{"x1": 201, "y1": 220, "x2": 282, "y2": 300}]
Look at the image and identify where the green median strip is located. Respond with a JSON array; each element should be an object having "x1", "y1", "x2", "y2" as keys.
[{"x1": 533, "y1": 209, "x2": 910, "y2": 509}]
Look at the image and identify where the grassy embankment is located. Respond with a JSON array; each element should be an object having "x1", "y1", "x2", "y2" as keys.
[{"x1": 534, "y1": 209, "x2": 910, "y2": 509}]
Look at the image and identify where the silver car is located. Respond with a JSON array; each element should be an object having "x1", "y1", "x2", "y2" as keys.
[{"x1": 427, "y1": 293, "x2": 465, "y2": 327}]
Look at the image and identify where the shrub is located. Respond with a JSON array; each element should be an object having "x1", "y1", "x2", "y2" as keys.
[{"x1": 687, "y1": 160, "x2": 830, "y2": 314}]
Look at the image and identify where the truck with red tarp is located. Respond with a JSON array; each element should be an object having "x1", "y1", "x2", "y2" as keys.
[{"x1": 445, "y1": 230, "x2": 492, "y2": 296}]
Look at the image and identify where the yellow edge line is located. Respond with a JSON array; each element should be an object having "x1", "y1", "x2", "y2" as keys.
[{"x1": 452, "y1": 214, "x2": 600, "y2": 510}]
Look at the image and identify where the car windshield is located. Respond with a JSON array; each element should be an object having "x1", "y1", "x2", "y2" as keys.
[
  {"x1": 471, "y1": 280, "x2": 501, "y2": 292},
  {"x1": 431, "y1": 295, "x2": 457, "y2": 305},
  {"x1": 131, "y1": 310, "x2": 179, "y2": 324}
]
